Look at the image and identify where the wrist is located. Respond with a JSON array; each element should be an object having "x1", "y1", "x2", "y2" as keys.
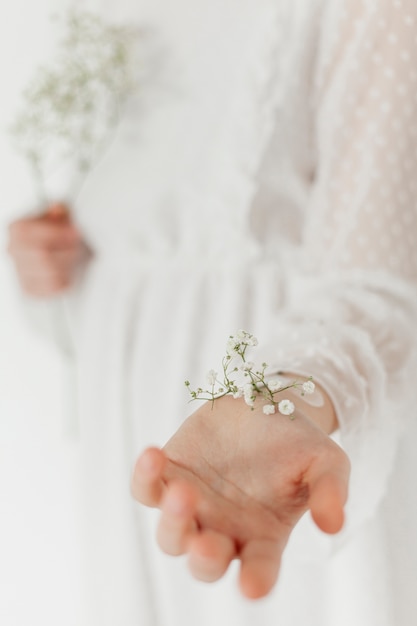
[{"x1": 274, "y1": 375, "x2": 338, "y2": 435}]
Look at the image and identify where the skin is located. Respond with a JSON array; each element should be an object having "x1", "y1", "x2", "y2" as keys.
[
  {"x1": 7, "y1": 202, "x2": 90, "y2": 298},
  {"x1": 7, "y1": 208, "x2": 350, "y2": 599},
  {"x1": 131, "y1": 391, "x2": 350, "y2": 599}
]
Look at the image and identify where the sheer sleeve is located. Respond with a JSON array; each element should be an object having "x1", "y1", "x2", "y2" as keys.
[{"x1": 267, "y1": 0, "x2": 417, "y2": 528}]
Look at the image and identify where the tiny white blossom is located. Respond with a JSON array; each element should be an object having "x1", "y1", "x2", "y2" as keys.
[
  {"x1": 263, "y1": 404, "x2": 276, "y2": 415},
  {"x1": 226, "y1": 338, "x2": 239, "y2": 355},
  {"x1": 241, "y1": 361, "x2": 255, "y2": 372},
  {"x1": 244, "y1": 383, "x2": 256, "y2": 407},
  {"x1": 206, "y1": 370, "x2": 218, "y2": 386},
  {"x1": 233, "y1": 388, "x2": 243, "y2": 399},
  {"x1": 278, "y1": 399, "x2": 295, "y2": 416},
  {"x1": 233, "y1": 329, "x2": 258, "y2": 346},
  {"x1": 302, "y1": 380, "x2": 315, "y2": 394},
  {"x1": 268, "y1": 379, "x2": 283, "y2": 393}
]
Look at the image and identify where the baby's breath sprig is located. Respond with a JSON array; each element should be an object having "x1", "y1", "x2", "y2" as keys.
[
  {"x1": 10, "y1": 10, "x2": 138, "y2": 203},
  {"x1": 185, "y1": 330, "x2": 315, "y2": 418}
]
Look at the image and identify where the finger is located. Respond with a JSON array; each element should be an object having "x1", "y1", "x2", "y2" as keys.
[
  {"x1": 309, "y1": 467, "x2": 350, "y2": 534},
  {"x1": 157, "y1": 481, "x2": 198, "y2": 556},
  {"x1": 11, "y1": 254, "x2": 81, "y2": 298},
  {"x1": 17, "y1": 274, "x2": 73, "y2": 297},
  {"x1": 188, "y1": 530, "x2": 236, "y2": 583},
  {"x1": 13, "y1": 247, "x2": 82, "y2": 272},
  {"x1": 131, "y1": 447, "x2": 167, "y2": 507},
  {"x1": 239, "y1": 539, "x2": 284, "y2": 599},
  {"x1": 8, "y1": 218, "x2": 80, "y2": 252},
  {"x1": 45, "y1": 202, "x2": 70, "y2": 221}
]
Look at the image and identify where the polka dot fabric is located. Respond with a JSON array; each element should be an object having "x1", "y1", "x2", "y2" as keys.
[
  {"x1": 309, "y1": 0, "x2": 417, "y2": 280},
  {"x1": 269, "y1": 0, "x2": 417, "y2": 531}
]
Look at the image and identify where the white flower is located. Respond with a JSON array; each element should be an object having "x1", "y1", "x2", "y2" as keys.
[
  {"x1": 278, "y1": 399, "x2": 295, "y2": 416},
  {"x1": 234, "y1": 330, "x2": 258, "y2": 346},
  {"x1": 267, "y1": 379, "x2": 283, "y2": 393},
  {"x1": 302, "y1": 380, "x2": 315, "y2": 394},
  {"x1": 186, "y1": 330, "x2": 312, "y2": 424},
  {"x1": 226, "y1": 338, "x2": 239, "y2": 355},
  {"x1": 206, "y1": 370, "x2": 218, "y2": 386},
  {"x1": 11, "y1": 10, "x2": 137, "y2": 202},
  {"x1": 241, "y1": 361, "x2": 255, "y2": 372},
  {"x1": 244, "y1": 383, "x2": 256, "y2": 407}
]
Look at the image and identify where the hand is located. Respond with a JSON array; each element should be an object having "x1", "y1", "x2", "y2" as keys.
[
  {"x1": 131, "y1": 395, "x2": 350, "y2": 599},
  {"x1": 7, "y1": 202, "x2": 91, "y2": 298}
]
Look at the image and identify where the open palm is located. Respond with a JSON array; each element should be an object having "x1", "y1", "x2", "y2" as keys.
[{"x1": 132, "y1": 396, "x2": 350, "y2": 599}]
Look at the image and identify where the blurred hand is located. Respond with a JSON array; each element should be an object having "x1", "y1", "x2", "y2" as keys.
[
  {"x1": 7, "y1": 202, "x2": 91, "y2": 298},
  {"x1": 131, "y1": 395, "x2": 350, "y2": 599}
]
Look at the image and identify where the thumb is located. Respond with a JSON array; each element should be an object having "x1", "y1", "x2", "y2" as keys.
[
  {"x1": 45, "y1": 202, "x2": 70, "y2": 222},
  {"x1": 309, "y1": 465, "x2": 350, "y2": 534}
]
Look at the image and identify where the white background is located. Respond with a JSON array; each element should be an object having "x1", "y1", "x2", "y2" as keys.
[{"x1": 0, "y1": 2, "x2": 82, "y2": 624}]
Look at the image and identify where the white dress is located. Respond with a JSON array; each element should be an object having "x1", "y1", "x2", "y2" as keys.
[{"x1": 23, "y1": 0, "x2": 417, "y2": 625}]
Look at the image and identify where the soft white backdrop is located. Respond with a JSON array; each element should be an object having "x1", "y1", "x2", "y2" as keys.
[{"x1": 0, "y1": 2, "x2": 82, "y2": 625}]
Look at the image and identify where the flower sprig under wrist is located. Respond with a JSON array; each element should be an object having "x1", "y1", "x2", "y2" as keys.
[{"x1": 185, "y1": 330, "x2": 315, "y2": 419}]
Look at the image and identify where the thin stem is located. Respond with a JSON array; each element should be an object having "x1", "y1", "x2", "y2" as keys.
[{"x1": 29, "y1": 156, "x2": 49, "y2": 206}]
